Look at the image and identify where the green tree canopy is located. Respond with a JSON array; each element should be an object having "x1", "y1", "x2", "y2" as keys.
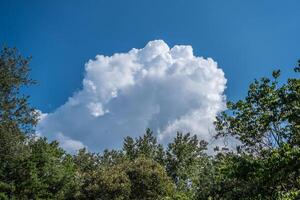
[{"x1": 215, "y1": 66, "x2": 300, "y2": 154}]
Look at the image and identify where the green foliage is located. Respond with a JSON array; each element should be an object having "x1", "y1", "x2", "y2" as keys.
[
  {"x1": 75, "y1": 157, "x2": 131, "y2": 200},
  {"x1": 1, "y1": 46, "x2": 299, "y2": 200},
  {"x1": 215, "y1": 66, "x2": 300, "y2": 153},
  {"x1": 123, "y1": 128, "x2": 165, "y2": 164},
  {"x1": 0, "y1": 47, "x2": 79, "y2": 199},
  {"x1": 12, "y1": 138, "x2": 79, "y2": 199},
  {"x1": 0, "y1": 137, "x2": 80, "y2": 199},
  {"x1": 74, "y1": 150, "x2": 175, "y2": 199},
  {"x1": 212, "y1": 64, "x2": 300, "y2": 199},
  {"x1": 207, "y1": 145, "x2": 300, "y2": 200},
  {"x1": 0, "y1": 47, "x2": 37, "y2": 197},
  {"x1": 165, "y1": 132, "x2": 208, "y2": 198},
  {"x1": 0, "y1": 46, "x2": 38, "y2": 133},
  {"x1": 127, "y1": 156, "x2": 175, "y2": 200},
  {"x1": 73, "y1": 149, "x2": 128, "y2": 199}
]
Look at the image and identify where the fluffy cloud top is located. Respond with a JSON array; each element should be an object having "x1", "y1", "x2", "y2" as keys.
[{"x1": 37, "y1": 40, "x2": 227, "y2": 153}]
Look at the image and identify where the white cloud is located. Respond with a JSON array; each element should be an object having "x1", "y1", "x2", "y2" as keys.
[
  {"x1": 56, "y1": 133, "x2": 85, "y2": 154},
  {"x1": 37, "y1": 40, "x2": 227, "y2": 153}
]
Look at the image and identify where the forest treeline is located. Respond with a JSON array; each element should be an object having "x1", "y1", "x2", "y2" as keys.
[{"x1": 0, "y1": 47, "x2": 299, "y2": 200}]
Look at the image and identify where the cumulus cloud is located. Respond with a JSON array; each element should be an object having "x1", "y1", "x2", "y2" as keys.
[{"x1": 37, "y1": 40, "x2": 227, "y2": 153}]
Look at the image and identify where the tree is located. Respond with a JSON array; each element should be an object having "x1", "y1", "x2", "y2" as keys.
[
  {"x1": 212, "y1": 63, "x2": 300, "y2": 199},
  {"x1": 100, "y1": 149, "x2": 125, "y2": 166},
  {"x1": 127, "y1": 156, "x2": 175, "y2": 200},
  {"x1": 2, "y1": 45, "x2": 300, "y2": 200},
  {"x1": 0, "y1": 47, "x2": 81, "y2": 199},
  {"x1": 0, "y1": 46, "x2": 38, "y2": 133},
  {"x1": 123, "y1": 136, "x2": 136, "y2": 160},
  {"x1": 166, "y1": 132, "x2": 208, "y2": 198},
  {"x1": 123, "y1": 128, "x2": 165, "y2": 164},
  {"x1": 73, "y1": 148, "x2": 102, "y2": 199},
  {"x1": 74, "y1": 150, "x2": 174, "y2": 200},
  {"x1": 207, "y1": 145, "x2": 300, "y2": 200},
  {"x1": 0, "y1": 46, "x2": 38, "y2": 199},
  {"x1": 13, "y1": 138, "x2": 80, "y2": 199},
  {"x1": 215, "y1": 66, "x2": 300, "y2": 154},
  {"x1": 0, "y1": 46, "x2": 37, "y2": 159},
  {"x1": 75, "y1": 158, "x2": 131, "y2": 200}
]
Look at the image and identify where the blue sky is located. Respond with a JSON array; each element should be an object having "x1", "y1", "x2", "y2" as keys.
[
  {"x1": 1, "y1": 0, "x2": 299, "y2": 112},
  {"x1": 1, "y1": 1, "x2": 300, "y2": 151}
]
